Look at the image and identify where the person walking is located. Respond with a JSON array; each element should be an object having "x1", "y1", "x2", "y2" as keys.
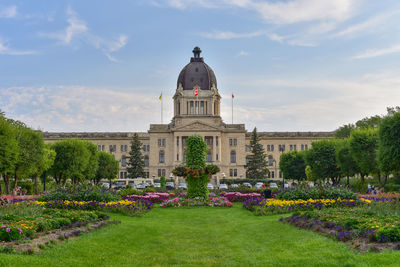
[{"x1": 263, "y1": 186, "x2": 272, "y2": 199}]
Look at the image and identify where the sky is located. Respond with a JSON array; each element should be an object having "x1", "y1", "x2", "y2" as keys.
[{"x1": 1, "y1": 0, "x2": 400, "y2": 133}]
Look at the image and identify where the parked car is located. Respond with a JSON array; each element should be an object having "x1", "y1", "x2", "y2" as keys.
[
  {"x1": 230, "y1": 184, "x2": 239, "y2": 188},
  {"x1": 207, "y1": 183, "x2": 214, "y2": 190},
  {"x1": 243, "y1": 182, "x2": 252, "y2": 188},
  {"x1": 154, "y1": 183, "x2": 161, "y2": 188},
  {"x1": 136, "y1": 183, "x2": 147, "y2": 189},
  {"x1": 128, "y1": 182, "x2": 137, "y2": 189},
  {"x1": 178, "y1": 183, "x2": 187, "y2": 190},
  {"x1": 219, "y1": 184, "x2": 228, "y2": 190},
  {"x1": 166, "y1": 182, "x2": 175, "y2": 190},
  {"x1": 101, "y1": 182, "x2": 110, "y2": 189},
  {"x1": 255, "y1": 182, "x2": 264, "y2": 189},
  {"x1": 284, "y1": 183, "x2": 289, "y2": 189},
  {"x1": 113, "y1": 181, "x2": 126, "y2": 190},
  {"x1": 269, "y1": 182, "x2": 278, "y2": 189}
]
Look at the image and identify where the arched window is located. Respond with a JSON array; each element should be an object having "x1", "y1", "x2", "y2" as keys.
[
  {"x1": 159, "y1": 151, "x2": 165, "y2": 163},
  {"x1": 144, "y1": 155, "x2": 149, "y2": 167},
  {"x1": 121, "y1": 156, "x2": 126, "y2": 167},
  {"x1": 268, "y1": 155, "x2": 274, "y2": 166},
  {"x1": 230, "y1": 151, "x2": 236, "y2": 163}
]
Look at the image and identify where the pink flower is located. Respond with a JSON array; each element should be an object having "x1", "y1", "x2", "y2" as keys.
[
  {"x1": 6, "y1": 228, "x2": 11, "y2": 232},
  {"x1": 1, "y1": 225, "x2": 5, "y2": 228},
  {"x1": 18, "y1": 228, "x2": 23, "y2": 233}
]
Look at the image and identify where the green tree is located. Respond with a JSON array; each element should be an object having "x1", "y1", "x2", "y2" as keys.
[
  {"x1": 38, "y1": 144, "x2": 56, "y2": 193},
  {"x1": 127, "y1": 133, "x2": 145, "y2": 178},
  {"x1": 50, "y1": 139, "x2": 90, "y2": 185},
  {"x1": 334, "y1": 124, "x2": 355, "y2": 139},
  {"x1": 0, "y1": 117, "x2": 19, "y2": 194},
  {"x1": 160, "y1": 176, "x2": 166, "y2": 188},
  {"x1": 83, "y1": 141, "x2": 99, "y2": 182},
  {"x1": 279, "y1": 151, "x2": 306, "y2": 182},
  {"x1": 305, "y1": 140, "x2": 340, "y2": 184},
  {"x1": 335, "y1": 139, "x2": 360, "y2": 185},
  {"x1": 355, "y1": 115, "x2": 382, "y2": 129},
  {"x1": 185, "y1": 135, "x2": 209, "y2": 199},
  {"x1": 94, "y1": 151, "x2": 119, "y2": 185},
  {"x1": 246, "y1": 127, "x2": 269, "y2": 179},
  {"x1": 349, "y1": 128, "x2": 379, "y2": 184},
  {"x1": 378, "y1": 112, "x2": 400, "y2": 187}
]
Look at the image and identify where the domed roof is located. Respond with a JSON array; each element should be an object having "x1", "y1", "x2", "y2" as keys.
[{"x1": 177, "y1": 47, "x2": 217, "y2": 90}]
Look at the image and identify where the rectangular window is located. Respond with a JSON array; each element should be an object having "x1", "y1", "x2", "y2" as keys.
[
  {"x1": 120, "y1": 172, "x2": 123, "y2": 179},
  {"x1": 229, "y1": 169, "x2": 233, "y2": 177},
  {"x1": 294, "y1": 144, "x2": 297, "y2": 151},
  {"x1": 121, "y1": 157, "x2": 126, "y2": 167},
  {"x1": 195, "y1": 101, "x2": 199, "y2": 114},
  {"x1": 177, "y1": 137, "x2": 179, "y2": 146},
  {"x1": 206, "y1": 152, "x2": 212, "y2": 162},
  {"x1": 143, "y1": 145, "x2": 146, "y2": 151},
  {"x1": 216, "y1": 136, "x2": 218, "y2": 146},
  {"x1": 98, "y1": 145, "x2": 101, "y2": 151},
  {"x1": 229, "y1": 138, "x2": 233, "y2": 146},
  {"x1": 162, "y1": 169, "x2": 166, "y2": 177},
  {"x1": 190, "y1": 101, "x2": 194, "y2": 114},
  {"x1": 159, "y1": 151, "x2": 165, "y2": 163},
  {"x1": 234, "y1": 169, "x2": 237, "y2": 177},
  {"x1": 301, "y1": 144, "x2": 304, "y2": 151},
  {"x1": 305, "y1": 144, "x2": 308, "y2": 150},
  {"x1": 121, "y1": 145, "x2": 123, "y2": 152},
  {"x1": 102, "y1": 145, "x2": 105, "y2": 151},
  {"x1": 147, "y1": 145, "x2": 150, "y2": 151},
  {"x1": 200, "y1": 101, "x2": 204, "y2": 114},
  {"x1": 233, "y1": 138, "x2": 237, "y2": 146},
  {"x1": 124, "y1": 145, "x2": 127, "y2": 152},
  {"x1": 290, "y1": 145, "x2": 293, "y2": 151},
  {"x1": 158, "y1": 169, "x2": 161, "y2": 177},
  {"x1": 267, "y1": 145, "x2": 270, "y2": 151},
  {"x1": 271, "y1": 171, "x2": 275, "y2": 178},
  {"x1": 271, "y1": 145, "x2": 274, "y2": 151},
  {"x1": 109, "y1": 145, "x2": 113, "y2": 152}
]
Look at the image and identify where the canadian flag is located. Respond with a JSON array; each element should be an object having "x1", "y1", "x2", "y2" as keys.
[
  {"x1": 194, "y1": 87, "x2": 198, "y2": 96},
  {"x1": 232, "y1": 93, "x2": 234, "y2": 98}
]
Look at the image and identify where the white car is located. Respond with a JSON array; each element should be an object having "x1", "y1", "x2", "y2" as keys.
[
  {"x1": 255, "y1": 182, "x2": 264, "y2": 189},
  {"x1": 178, "y1": 183, "x2": 187, "y2": 189},
  {"x1": 136, "y1": 183, "x2": 147, "y2": 189},
  {"x1": 207, "y1": 183, "x2": 214, "y2": 190},
  {"x1": 230, "y1": 184, "x2": 239, "y2": 188},
  {"x1": 154, "y1": 183, "x2": 161, "y2": 188},
  {"x1": 101, "y1": 182, "x2": 110, "y2": 189},
  {"x1": 243, "y1": 182, "x2": 252, "y2": 188},
  {"x1": 128, "y1": 182, "x2": 137, "y2": 189},
  {"x1": 269, "y1": 183, "x2": 278, "y2": 189},
  {"x1": 219, "y1": 184, "x2": 228, "y2": 190},
  {"x1": 284, "y1": 183, "x2": 289, "y2": 189},
  {"x1": 166, "y1": 182, "x2": 175, "y2": 190}
]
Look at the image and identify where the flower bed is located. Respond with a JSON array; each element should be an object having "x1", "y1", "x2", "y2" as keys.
[
  {"x1": 0, "y1": 201, "x2": 108, "y2": 242},
  {"x1": 282, "y1": 204, "x2": 400, "y2": 251},
  {"x1": 33, "y1": 199, "x2": 153, "y2": 217},
  {"x1": 219, "y1": 192, "x2": 261, "y2": 202},
  {"x1": 160, "y1": 196, "x2": 233, "y2": 208},
  {"x1": 124, "y1": 192, "x2": 174, "y2": 204},
  {"x1": 243, "y1": 197, "x2": 370, "y2": 215}
]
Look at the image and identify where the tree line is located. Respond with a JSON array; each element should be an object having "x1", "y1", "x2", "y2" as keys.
[
  {"x1": 0, "y1": 111, "x2": 123, "y2": 195},
  {"x1": 278, "y1": 107, "x2": 400, "y2": 188}
]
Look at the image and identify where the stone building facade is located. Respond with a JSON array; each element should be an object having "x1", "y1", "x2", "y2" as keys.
[{"x1": 43, "y1": 47, "x2": 334, "y2": 182}]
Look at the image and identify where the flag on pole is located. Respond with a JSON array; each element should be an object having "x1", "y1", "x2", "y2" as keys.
[
  {"x1": 159, "y1": 93, "x2": 162, "y2": 100},
  {"x1": 232, "y1": 93, "x2": 234, "y2": 98}
]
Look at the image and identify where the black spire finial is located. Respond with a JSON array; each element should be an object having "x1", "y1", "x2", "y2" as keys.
[{"x1": 192, "y1": 47, "x2": 201, "y2": 58}]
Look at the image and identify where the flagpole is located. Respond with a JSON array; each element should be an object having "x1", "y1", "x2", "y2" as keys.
[
  {"x1": 161, "y1": 92, "x2": 163, "y2": 124},
  {"x1": 231, "y1": 92, "x2": 233, "y2": 124}
]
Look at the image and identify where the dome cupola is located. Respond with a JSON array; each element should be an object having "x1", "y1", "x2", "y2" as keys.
[{"x1": 177, "y1": 47, "x2": 217, "y2": 91}]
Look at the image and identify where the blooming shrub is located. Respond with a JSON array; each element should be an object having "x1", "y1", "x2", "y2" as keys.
[
  {"x1": 124, "y1": 192, "x2": 173, "y2": 204},
  {"x1": 243, "y1": 198, "x2": 370, "y2": 215},
  {"x1": 219, "y1": 192, "x2": 261, "y2": 202},
  {"x1": 160, "y1": 196, "x2": 233, "y2": 208},
  {"x1": 277, "y1": 187, "x2": 358, "y2": 201},
  {"x1": 34, "y1": 199, "x2": 153, "y2": 217}
]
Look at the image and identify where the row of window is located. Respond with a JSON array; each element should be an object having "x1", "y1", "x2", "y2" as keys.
[
  {"x1": 229, "y1": 169, "x2": 238, "y2": 177},
  {"x1": 143, "y1": 144, "x2": 150, "y2": 152},
  {"x1": 188, "y1": 101, "x2": 207, "y2": 115},
  {"x1": 158, "y1": 139, "x2": 166, "y2": 147},
  {"x1": 119, "y1": 172, "x2": 150, "y2": 179},
  {"x1": 229, "y1": 138, "x2": 237, "y2": 146},
  {"x1": 267, "y1": 171, "x2": 282, "y2": 179},
  {"x1": 245, "y1": 144, "x2": 309, "y2": 152},
  {"x1": 97, "y1": 144, "x2": 128, "y2": 152},
  {"x1": 158, "y1": 169, "x2": 166, "y2": 177}
]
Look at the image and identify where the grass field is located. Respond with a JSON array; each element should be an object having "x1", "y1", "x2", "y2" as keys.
[{"x1": 1, "y1": 204, "x2": 399, "y2": 267}]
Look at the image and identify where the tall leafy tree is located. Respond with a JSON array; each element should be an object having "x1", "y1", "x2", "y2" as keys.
[
  {"x1": 50, "y1": 139, "x2": 90, "y2": 185},
  {"x1": 349, "y1": 128, "x2": 379, "y2": 184},
  {"x1": 127, "y1": 133, "x2": 145, "y2": 178},
  {"x1": 246, "y1": 127, "x2": 268, "y2": 179},
  {"x1": 279, "y1": 151, "x2": 306, "y2": 182},
  {"x1": 83, "y1": 141, "x2": 99, "y2": 182},
  {"x1": 305, "y1": 140, "x2": 340, "y2": 184},
  {"x1": 378, "y1": 112, "x2": 400, "y2": 187},
  {"x1": 0, "y1": 117, "x2": 19, "y2": 194},
  {"x1": 34, "y1": 144, "x2": 56, "y2": 194},
  {"x1": 335, "y1": 139, "x2": 360, "y2": 185},
  {"x1": 334, "y1": 124, "x2": 355, "y2": 139},
  {"x1": 94, "y1": 151, "x2": 119, "y2": 185}
]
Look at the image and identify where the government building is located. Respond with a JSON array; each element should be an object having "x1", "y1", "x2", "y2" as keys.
[{"x1": 43, "y1": 47, "x2": 333, "y2": 183}]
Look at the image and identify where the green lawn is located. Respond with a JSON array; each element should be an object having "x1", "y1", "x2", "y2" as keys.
[{"x1": 1, "y1": 204, "x2": 400, "y2": 267}]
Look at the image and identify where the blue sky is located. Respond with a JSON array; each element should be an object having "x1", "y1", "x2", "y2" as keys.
[{"x1": 1, "y1": 0, "x2": 400, "y2": 132}]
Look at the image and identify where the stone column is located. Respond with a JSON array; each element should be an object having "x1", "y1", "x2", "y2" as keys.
[
  {"x1": 212, "y1": 135, "x2": 217, "y2": 162},
  {"x1": 218, "y1": 135, "x2": 222, "y2": 162},
  {"x1": 178, "y1": 136, "x2": 182, "y2": 163},
  {"x1": 174, "y1": 135, "x2": 177, "y2": 164}
]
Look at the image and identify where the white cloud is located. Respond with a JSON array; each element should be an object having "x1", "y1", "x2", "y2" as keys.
[
  {"x1": 267, "y1": 33, "x2": 286, "y2": 43},
  {"x1": 237, "y1": 50, "x2": 248, "y2": 56},
  {"x1": 41, "y1": 7, "x2": 127, "y2": 62},
  {"x1": 0, "y1": 5, "x2": 17, "y2": 18},
  {"x1": 200, "y1": 30, "x2": 265, "y2": 40},
  {"x1": 0, "y1": 39, "x2": 37, "y2": 55},
  {"x1": 351, "y1": 44, "x2": 400, "y2": 59},
  {"x1": 333, "y1": 11, "x2": 399, "y2": 38}
]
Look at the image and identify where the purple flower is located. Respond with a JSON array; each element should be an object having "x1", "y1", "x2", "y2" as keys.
[{"x1": 6, "y1": 228, "x2": 11, "y2": 232}]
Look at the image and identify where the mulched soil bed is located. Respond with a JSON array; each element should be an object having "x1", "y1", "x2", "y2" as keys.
[
  {"x1": 0, "y1": 218, "x2": 121, "y2": 254},
  {"x1": 281, "y1": 215, "x2": 400, "y2": 252}
]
